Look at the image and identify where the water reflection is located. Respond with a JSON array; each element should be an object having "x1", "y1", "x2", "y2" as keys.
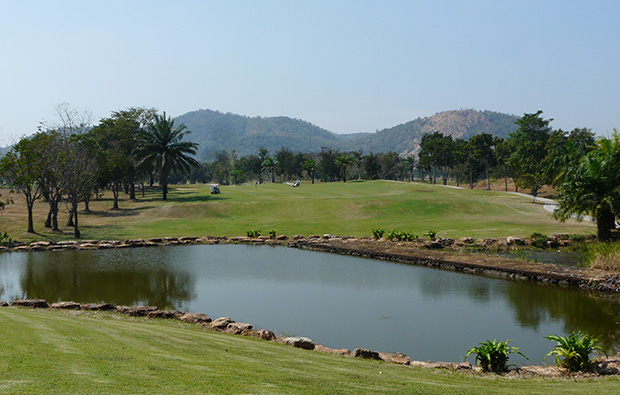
[
  {"x1": 17, "y1": 248, "x2": 195, "y2": 309},
  {"x1": 0, "y1": 244, "x2": 618, "y2": 362}
]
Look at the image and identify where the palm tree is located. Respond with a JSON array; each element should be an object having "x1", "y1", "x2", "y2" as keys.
[
  {"x1": 137, "y1": 112, "x2": 199, "y2": 200},
  {"x1": 262, "y1": 156, "x2": 278, "y2": 183},
  {"x1": 554, "y1": 131, "x2": 620, "y2": 240},
  {"x1": 335, "y1": 154, "x2": 354, "y2": 182}
]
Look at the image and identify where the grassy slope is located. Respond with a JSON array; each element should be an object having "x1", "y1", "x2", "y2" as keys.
[
  {"x1": 1, "y1": 307, "x2": 619, "y2": 394},
  {"x1": 1, "y1": 181, "x2": 594, "y2": 243}
]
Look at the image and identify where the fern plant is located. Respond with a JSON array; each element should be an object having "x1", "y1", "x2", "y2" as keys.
[
  {"x1": 544, "y1": 331, "x2": 606, "y2": 372},
  {"x1": 465, "y1": 339, "x2": 527, "y2": 373}
]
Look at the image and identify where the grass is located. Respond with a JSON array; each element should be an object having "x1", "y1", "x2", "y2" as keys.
[
  {"x1": 0, "y1": 180, "x2": 595, "y2": 243},
  {"x1": 1, "y1": 307, "x2": 620, "y2": 394},
  {"x1": 588, "y1": 243, "x2": 620, "y2": 271}
]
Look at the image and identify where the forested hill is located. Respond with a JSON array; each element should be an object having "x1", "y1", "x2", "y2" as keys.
[
  {"x1": 174, "y1": 109, "x2": 519, "y2": 160},
  {"x1": 343, "y1": 110, "x2": 519, "y2": 156},
  {"x1": 175, "y1": 109, "x2": 341, "y2": 161}
]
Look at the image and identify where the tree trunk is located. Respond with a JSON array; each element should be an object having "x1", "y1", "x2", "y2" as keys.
[
  {"x1": 51, "y1": 201, "x2": 59, "y2": 231},
  {"x1": 596, "y1": 203, "x2": 616, "y2": 241},
  {"x1": 73, "y1": 202, "x2": 80, "y2": 238},
  {"x1": 486, "y1": 168, "x2": 491, "y2": 191},
  {"x1": 67, "y1": 209, "x2": 74, "y2": 227},
  {"x1": 45, "y1": 205, "x2": 52, "y2": 228},
  {"x1": 27, "y1": 201, "x2": 35, "y2": 233},
  {"x1": 112, "y1": 182, "x2": 120, "y2": 210},
  {"x1": 129, "y1": 179, "x2": 136, "y2": 200}
]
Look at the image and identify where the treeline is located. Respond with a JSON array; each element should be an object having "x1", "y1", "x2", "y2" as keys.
[
  {"x1": 170, "y1": 111, "x2": 593, "y2": 198},
  {"x1": 0, "y1": 106, "x2": 199, "y2": 237},
  {"x1": 171, "y1": 148, "x2": 415, "y2": 186}
]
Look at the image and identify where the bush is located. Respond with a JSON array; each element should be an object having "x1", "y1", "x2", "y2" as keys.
[
  {"x1": 530, "y1": 232, "x2": 549, "y2": 248},
  {"x1": 544, "y1": 331, "x2": 605, "y2": 372},
  {"x1": 246, "y1": 230, "x2": 261, "y2": 238},
  {"x1": 268, "y1": 229, "x2": 277, "y2": 238},
  {"x1": 371, "y1": 228, "x2": 385, "y2": 240},
  {"x1": 0, "y1": 232, "x2": 12, "y2": 246},
  {"x1": 425, "y1": 229, "x2": 438, "y2": 241},
  {"x1": 465, "y1": 339, "x2": 527, "y2": 373}
]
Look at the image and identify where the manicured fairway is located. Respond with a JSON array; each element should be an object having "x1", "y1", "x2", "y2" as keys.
[
  {"x1": 1, "y1": 307, "x2": 619, "y2": 394},
  {"x1": 1, "y1": 180, "x2": 594, "y2": 243}
]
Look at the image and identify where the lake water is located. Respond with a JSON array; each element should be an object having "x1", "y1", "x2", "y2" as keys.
[{"x1": 1, "y1": 244, "x2": 618, "y2": 364}]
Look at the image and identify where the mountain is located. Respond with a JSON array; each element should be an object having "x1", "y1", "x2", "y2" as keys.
[
  {"x1": 175, "y1": 109, "x2": 341, "y2": 161},
  {"x1": 174, "y1": 109, "x2": 519, "y2": 160},
  {"x1": 341, "y1": 110, "x2": 519, "y2": 156}
]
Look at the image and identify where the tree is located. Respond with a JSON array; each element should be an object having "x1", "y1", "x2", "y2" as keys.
[
  {"x1": 507, "y1": 111, "x2": 552, "y2": 201},
  {"x1": 0, "y1": 136, "x2": 44, "y2": 233},
  {"x1": 137, "y1": 112, "x2": 200, "y2": 200},
  {"x1": 302, "y1": 158, "x2": 318, "y2": 184},
  {"x1": 543, "y1": 128, "x2": 595, "y2": 187},
  {"x1": 36, "y1": 131, "x2": 67, "y2": 230},
  {"x1": 335, "y1": 154, "x2": 354, "y2": 182},
  {"x1": 468, "y1": 133, "x2": 496, "y2": 191},
  {"x1": 261, "y1": 156, "x2": 277, "y2": 183},
  {"x1": 554, "y1": 132, "x2": 620, "y2": 240},
  {"x1": 63, "y1": 137, "x2": 99, "y2": 238}
]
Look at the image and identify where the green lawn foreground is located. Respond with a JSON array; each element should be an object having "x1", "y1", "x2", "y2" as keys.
[{"x1": 1, "y1": 307, "x2": 619, "y2": 394}]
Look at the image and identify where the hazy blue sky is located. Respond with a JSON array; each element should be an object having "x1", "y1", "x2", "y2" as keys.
[{"x1": 1, "y1": 0, "x2": 619, "y2": 146}]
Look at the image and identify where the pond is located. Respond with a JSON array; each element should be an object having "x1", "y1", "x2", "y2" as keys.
[{"x1": 1, "y1": 244, "x2": 619, "y2": 365}]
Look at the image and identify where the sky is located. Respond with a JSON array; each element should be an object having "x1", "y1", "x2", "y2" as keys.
[{"x1": 1, "y1": 0, "x2": 619, "y2": 146}]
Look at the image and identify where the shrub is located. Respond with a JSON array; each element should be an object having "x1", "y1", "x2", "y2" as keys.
[
  {"x1": 465, "y1": 339, "x2": 527, "y2": 373},
  {"x1": 268, "y1": 229, "x2": 277, "y2": 238},
  {"x1": 530, "y1": 232, "x2": 549, "y2": 248},
  {"x1": 544, "y1": 332, "x2": 606, "y2": 372},
  {"x1": 570, "y1": 234, "x2": 586, "y2": 242},
  {"x1": 371, "y1": 228, "x2": 385, "y2": 240},
  {"x1": 0, "y1": 232, "x2": 12, "y2": 246},
  {"x1": 246, "y1": 230, "x2": 261, "y2": 238},
  {"x1": 425, "y1": 229, "x2": 438, "y2": 241}
]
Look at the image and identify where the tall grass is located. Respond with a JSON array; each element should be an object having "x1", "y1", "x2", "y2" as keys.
[{"x1": 587, "y1": 242, "x2": 620, "y2": 271}]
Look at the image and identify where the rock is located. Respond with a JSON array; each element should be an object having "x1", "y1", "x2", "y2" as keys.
[
  {"x1": 125, "y1": 239, "x2": 146, "y2": 245},
  {"x1": 225, "y1": 322, "x2": 253, "y2": 334},
  {"x1": 292, "y1": 235, "x2": 306, "y2": 240},
  {"x1": 50, "y1": 301, "x2": 81, "y2": 310},
  {"x1": 0, "y1": 301, "x2": 8, "y2": 307},
  {"x1": 29, "y1": 241, "x2": 51, "y2": 248},
  {"x1": 229, "y1": 236, "x2": 251, "y2": 242},
  {"x1": 178, "y1": 312, "x2": 212, "y2": 324},
  {"x1": 147, "y1": 310, "x2": 182, "y2": 319},
  {"x1": 57, "y1": 241, "x2": 78, "y2": 246},
  {"x1": 315, "y1": 345, "x2": 351, "y2": 355},
  {"x1": 117, "y1": 305, "x2": 158, "y2": 316},
  {"x1": 179, "y1": 237, "x2": 199, "y2": 242},
  {"x1": 10, "y1": 299, "x2": 49, "y2": 308},
  {"x1": 163, "y1": 237, "x2": 178, "y2": 242},
  {"x1": 590, "y1": 359, "x2": 620, "y2": 375},
  {"x1": 242, "y1": 329, "x2": 276, "y2": 341},
  {"x1": 506, "y1": 236, "x2": 524, "y2": 246},
  {"x1": 378, "y1": 352, "x2": 410, "y2": 365},
  {"x1": 425, "y1": 361, "x2": 472, "y2": 371},
  {"x1": 148, "y1": 238, "x2": 163, "y2": 243},
  {"x1": 282, "y1": 337, "x2": 315, "y2": 350},
  {"x1": 459, "y1": 237, "x2": 473, "y2": 244},
  {"x1": 275, "y1": 235, "x2": 288, "y2": 241},
  {"x1": 13, "y1": 246, "x2": 30, "y2": 252},
  {"x1": 210, "y1": 317, "x2": 235, "y2": 330},
  {"x1": 353, "y1": 348, "x2": 381, "y2": 360},
  {"x1": 424, "y1": 240, "x2": 444, "y2": 249},
  {"x1": 82, "y1": 303, "x2": 116, "y2": 311}
]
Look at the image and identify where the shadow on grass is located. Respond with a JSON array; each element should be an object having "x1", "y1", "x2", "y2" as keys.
[{"x1": 82, "y1": 206, "x2": 155, "y2": 218}]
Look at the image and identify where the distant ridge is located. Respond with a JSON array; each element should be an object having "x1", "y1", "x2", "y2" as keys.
[{"x1": 174, "y1": 109, "x2": 519, "y2": 160}]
